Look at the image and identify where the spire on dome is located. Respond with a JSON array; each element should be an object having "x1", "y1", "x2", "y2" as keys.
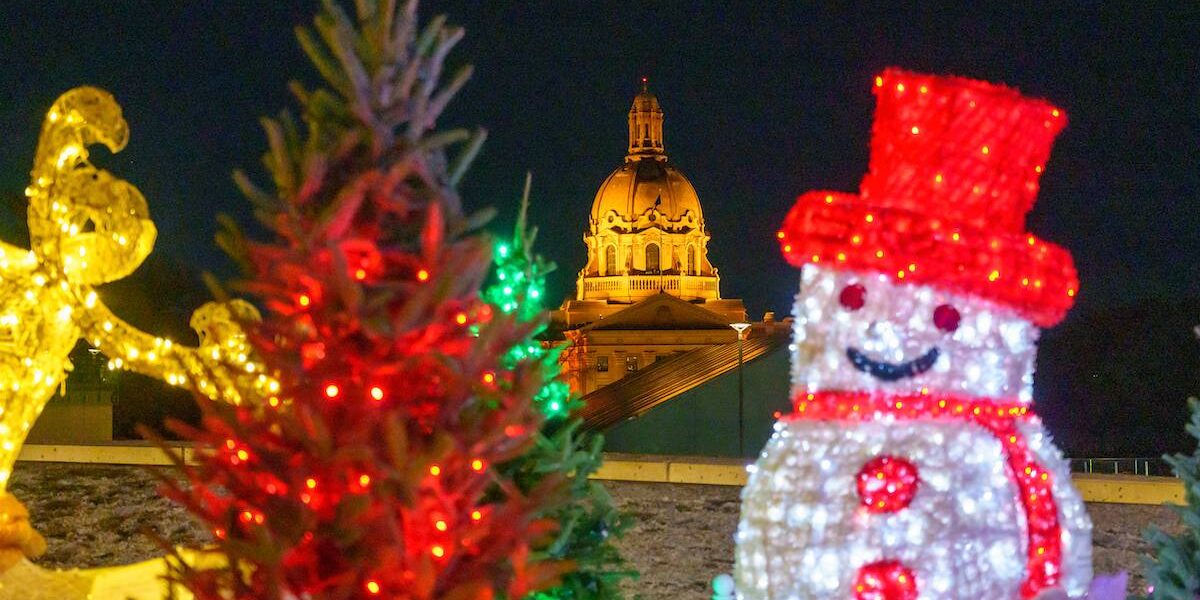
[{"x1": 627, "y1": 77, "x2": 666, "y2": 161}]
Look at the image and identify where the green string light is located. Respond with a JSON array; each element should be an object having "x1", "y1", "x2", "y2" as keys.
[{"x1": 482, "y1": 179, "x2": 572, "y2": 418}]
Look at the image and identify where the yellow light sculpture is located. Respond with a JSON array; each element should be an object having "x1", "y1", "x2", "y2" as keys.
[{"x1": 0, "y1": 87, "x2": 274, "y2": 597}]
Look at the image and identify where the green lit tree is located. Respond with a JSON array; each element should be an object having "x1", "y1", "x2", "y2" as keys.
[
  {"x1": 484, "y1": 174, "x2": 633, "y2": 599},
  {"x1": 1139, "y1": 397, "x2": 1200, "y2": 599}
]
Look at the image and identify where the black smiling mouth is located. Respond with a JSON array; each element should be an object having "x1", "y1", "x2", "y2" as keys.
[{"x1": 847, "y1": 346, "x2": 940, "y2": 381}]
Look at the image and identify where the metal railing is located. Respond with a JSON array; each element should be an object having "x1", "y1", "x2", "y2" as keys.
[{"x1": 1068, "y1": 457, "x2": 1176, "y2": 477}]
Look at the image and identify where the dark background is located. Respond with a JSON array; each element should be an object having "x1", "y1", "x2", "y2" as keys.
[{"x1": 0, "y1": 3, "x2": 1197, "y2": 454}]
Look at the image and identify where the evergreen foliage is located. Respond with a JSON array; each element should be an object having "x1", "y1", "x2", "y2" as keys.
[
  {"x1": 483, "y1": 175, "x2": 633, "y2": 599},
  {"x1": 149, "y1": 2, "x2": 626, "y2": 598},
  {"x1": 1139, "y1": 397, "x2": 1200, "y2": 600}
]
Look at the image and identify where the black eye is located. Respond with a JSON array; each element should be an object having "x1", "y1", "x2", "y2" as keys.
[
  {"x1": 933, "y1": 304, "x2": 960, "y2": 332},
  {"x1": 839, "y1": 284, "x2": 866, "y2": 310}
]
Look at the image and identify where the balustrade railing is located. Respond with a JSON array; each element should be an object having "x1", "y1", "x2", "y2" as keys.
[{"x1": 582, "y1": 274, "x2": 717, "y2": 296}]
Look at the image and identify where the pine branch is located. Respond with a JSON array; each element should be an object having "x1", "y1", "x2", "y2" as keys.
[{"x1": 1139, "y1": 397, "x2": 1200, "y2": 599}]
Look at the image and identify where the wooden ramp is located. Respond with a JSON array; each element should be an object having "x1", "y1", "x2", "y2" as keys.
[{"x1": 580, "y1": 331, "x2": 790, "y2": 431}]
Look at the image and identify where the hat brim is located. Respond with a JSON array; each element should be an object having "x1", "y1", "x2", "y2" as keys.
[{"x1": 778, "y1": 191, "x2": 1078, "y2": 327}]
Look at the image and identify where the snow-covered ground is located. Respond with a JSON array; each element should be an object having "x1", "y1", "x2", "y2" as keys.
[
  {"x1": 9, "y1": 464, "x2": 1178, "y2": 598},
  {"x1": 607, "y1": 482, "x2": 1180, "y2": 598}
]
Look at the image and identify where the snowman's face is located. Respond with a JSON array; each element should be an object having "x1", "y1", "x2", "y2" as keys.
[{"x1": 792, "y1": 265, "x2": 1039, "y2": 402}]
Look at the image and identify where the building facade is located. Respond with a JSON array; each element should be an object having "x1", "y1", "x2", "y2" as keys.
[{"x1": 555, "y1": 82, "x2": 746, "y2": 395}]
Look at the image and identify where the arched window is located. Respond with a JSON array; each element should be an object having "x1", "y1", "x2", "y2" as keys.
[
  {"x1": 687, "y1": 245, "x2": 696, "y2": 275},
  {"x1": 645, "y1": 244, "x2": 660, "y2": 274},
  {"x1": 604, "y1": 245, "x2": 616, "y2": 276}
]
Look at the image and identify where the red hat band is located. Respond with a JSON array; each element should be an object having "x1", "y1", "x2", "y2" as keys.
[{"x1": 779, "y1": 69, "x2": 1078, "y2": 327}]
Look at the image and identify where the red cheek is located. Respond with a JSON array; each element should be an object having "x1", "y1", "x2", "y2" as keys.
[
  {"x1": 933, "y1": 304, "x2": 960, "y2": 332},
  {"x1": 839, "y1": 284, "x2": 866, "y2": 311}
]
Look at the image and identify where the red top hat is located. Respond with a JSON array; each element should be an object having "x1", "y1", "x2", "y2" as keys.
[{"x1": 778, "y1": 68, "x2": 1078, "y2": 326}]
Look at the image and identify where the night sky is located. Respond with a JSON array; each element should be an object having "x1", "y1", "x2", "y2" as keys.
[{"x1": 1, "y1": 4, "x2": 1198, "y2": 450}]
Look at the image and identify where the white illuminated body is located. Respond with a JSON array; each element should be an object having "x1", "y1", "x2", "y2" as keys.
[{"x1": 735, "y1": 265, "x2": 1092, "y2": 599}]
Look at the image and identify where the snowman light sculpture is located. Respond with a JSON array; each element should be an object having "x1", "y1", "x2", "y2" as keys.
[{"x1": 735, "y1": 70, "x2": 1092, "y2": 599}]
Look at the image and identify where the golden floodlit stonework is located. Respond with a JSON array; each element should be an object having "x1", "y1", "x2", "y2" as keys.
[{"x1": 556, "y1": 82, "x2": 747, "y2": 396}]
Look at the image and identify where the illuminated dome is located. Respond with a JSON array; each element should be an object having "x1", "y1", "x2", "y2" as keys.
[
  {"x1": 572, "y1": 80, "x2": 722, "y2": 305},
  {"x1": 590, "y1": 159, "x2": 704, "y2": 226},
  {"x1": 589, "y1": 79, "x2": 704, "y2": 229}
]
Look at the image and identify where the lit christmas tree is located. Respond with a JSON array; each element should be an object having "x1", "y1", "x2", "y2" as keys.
[
  {"x1": 154, "y1": 2, "x2": 606, "y2": 597},
  {"x1": 483, "y1": 174, "x2": 632, "y2": 600},
  {"x1": 482, "y1": 174, "x2": 571, "y2": 419},
  {"x1": 1139, "y1": 397, "x2": 1200, "y2": 600}
]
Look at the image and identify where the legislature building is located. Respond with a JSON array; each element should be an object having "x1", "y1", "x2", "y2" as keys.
[{"x1": 553, "y1": 82, "x2": 749, "y2": 396}]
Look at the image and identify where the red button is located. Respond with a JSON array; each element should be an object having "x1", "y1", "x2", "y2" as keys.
[
  {"x1": 853, "y1": 560, "x2": 918, "y2": 600},
  {"x1": 856, "y1": 455, "x2": 919, "y2": 513}
]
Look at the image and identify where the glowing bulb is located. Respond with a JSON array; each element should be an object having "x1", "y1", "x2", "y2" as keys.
[{"x1": 56, "y1": 144, "x2": 81, "y2": 168}]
